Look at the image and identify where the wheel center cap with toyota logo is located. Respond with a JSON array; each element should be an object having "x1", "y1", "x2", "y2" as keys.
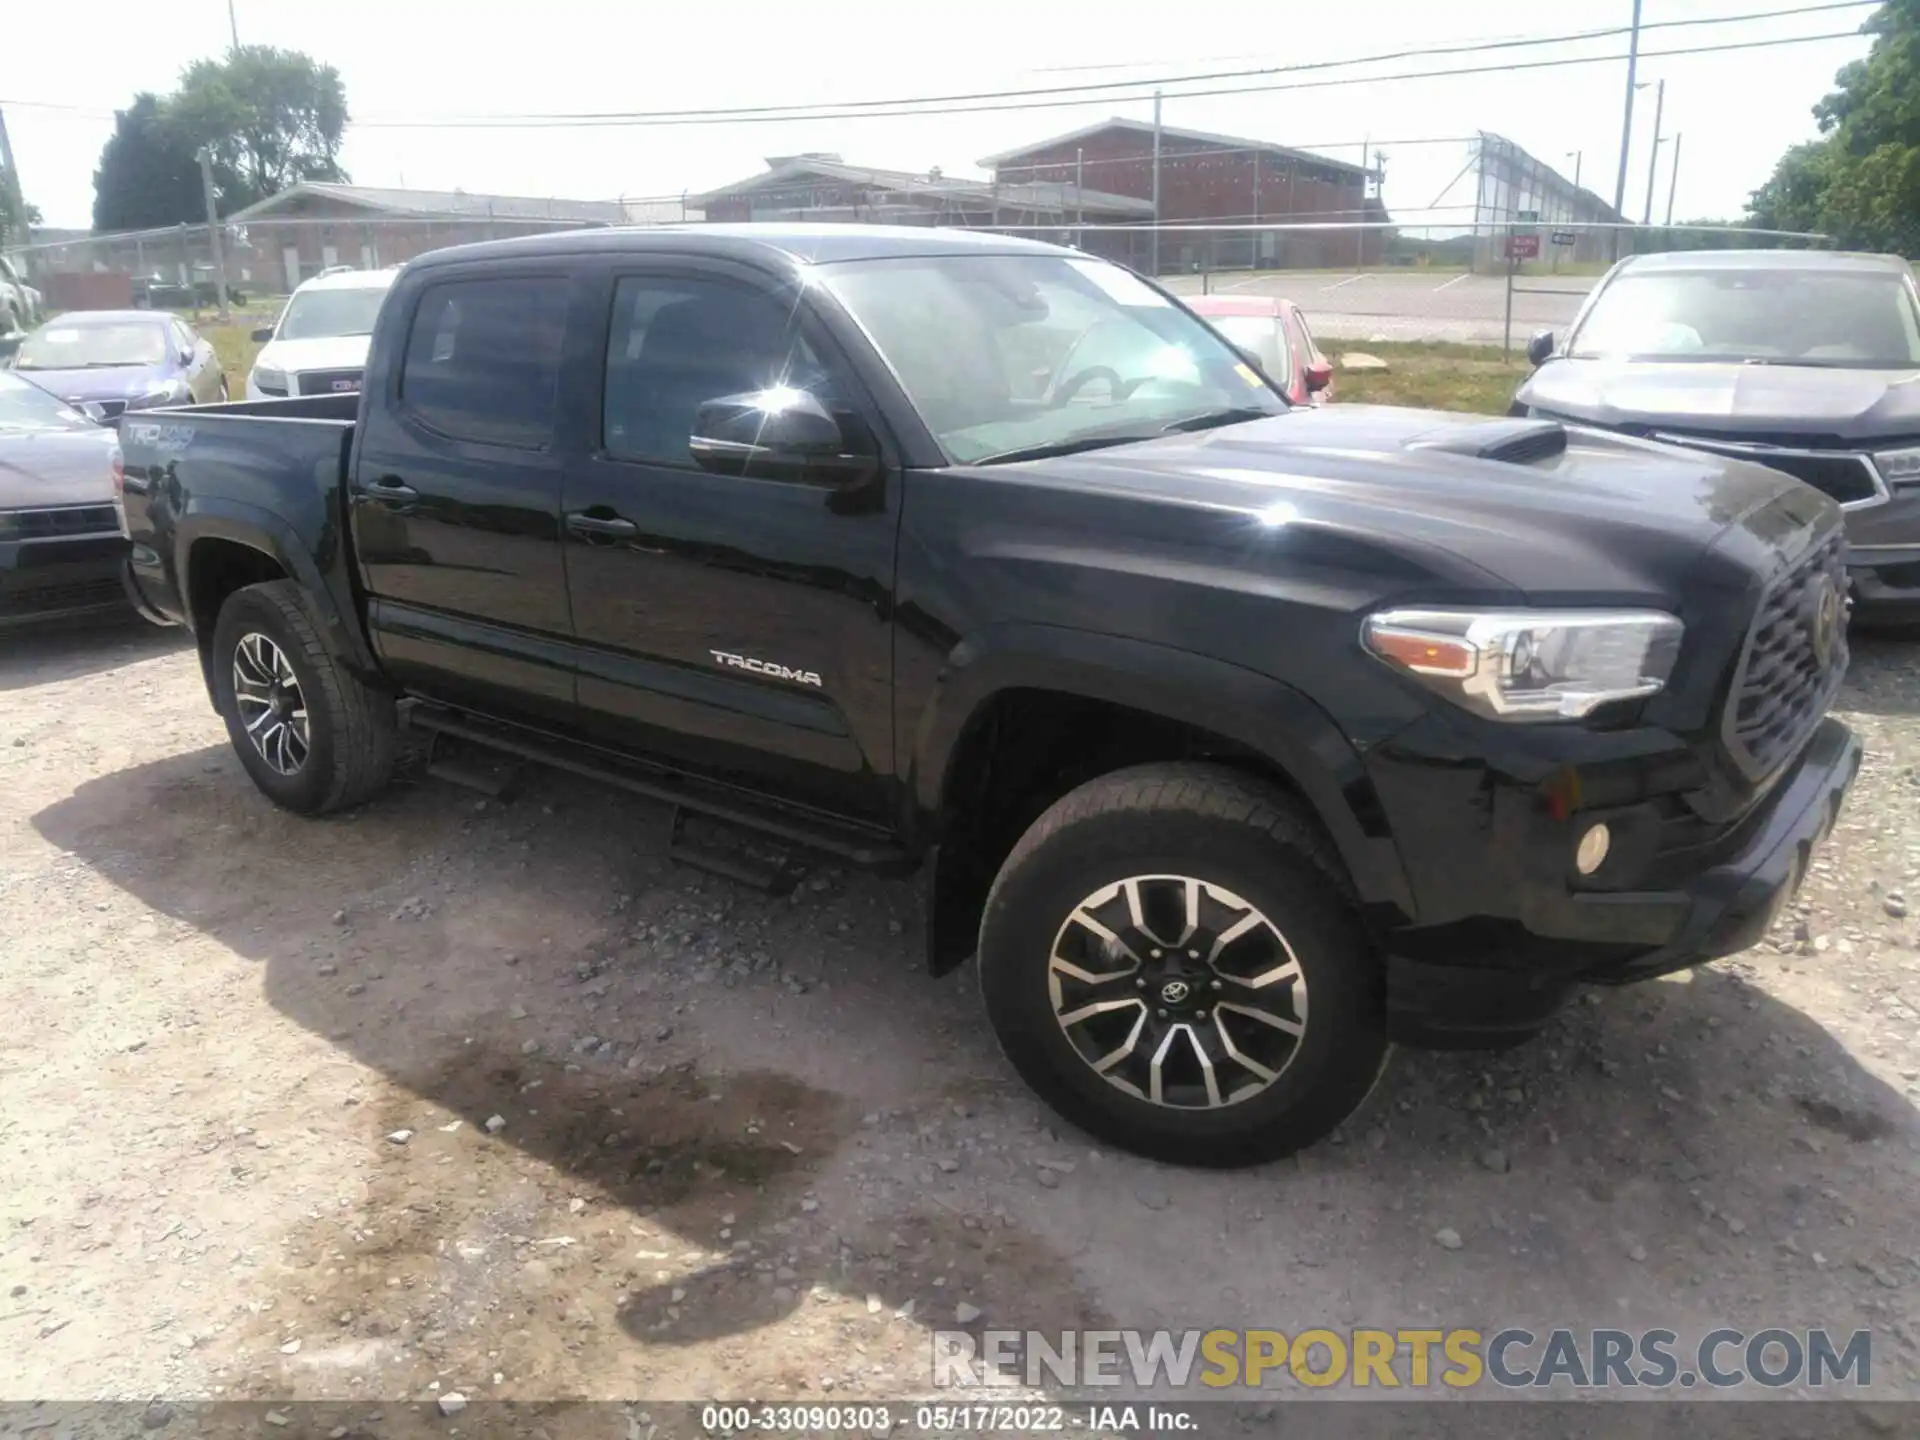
[
  {"x1": 1159, "y1": 979, "x2": 1193, "y2": 1006},
  {"x1": 1810, "y1": 575, "x2": 1841, "y2": 668}
]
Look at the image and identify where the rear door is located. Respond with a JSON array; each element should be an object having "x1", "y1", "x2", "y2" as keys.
[
  {"x1": 557, "y1": 258, "x2": 901, "y2": 822},
  {"x1": 349, "y1": 266, "x2": 582, "y2": 724}
]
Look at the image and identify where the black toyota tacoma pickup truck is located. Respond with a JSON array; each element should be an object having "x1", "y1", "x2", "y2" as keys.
[{"x1": 117, "y1": 225, "x2": 1860, "y2": 1167}]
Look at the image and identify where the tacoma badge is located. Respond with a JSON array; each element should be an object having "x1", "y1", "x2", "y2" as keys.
[{"x1": 709, "y1": 649, "x2": 824, "y2": 687}]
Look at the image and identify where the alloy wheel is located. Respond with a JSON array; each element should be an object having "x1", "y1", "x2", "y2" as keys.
[
  {"x1": 232, "y1": 631, "x2": 311, "y2": 776},
  {"x1": 1048, "y1": 874, "x2": 1309, "y2": 1109}
]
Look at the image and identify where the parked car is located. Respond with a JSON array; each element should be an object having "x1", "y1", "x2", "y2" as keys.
[
  {"x1": 10, "y1": 310, "x2": 225, "y2": 418},
  {"x1": 246, "y1": 267, "x2": 397, "y2": 400},
  {"x1": 1185, "y1": 294, "x2": 1334, "y2": 404},
  {"x1": 132, "y1": 269, "x2": 248, "y2": 311},
  {"x1": 1515, "y1": 250, "x2": 1920, "y2": 627},
  {"x1": 0, "y1": 370, "x2": 130, "y2": 627},
  {"x1": 0, "y1": 254, "x2": 44, "y2": 334},
  {"x1": 118, "y1": 226, "x2": 1858, "y2": 1167}
]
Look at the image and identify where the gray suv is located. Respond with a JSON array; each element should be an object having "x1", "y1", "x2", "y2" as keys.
[{"x1": 1516, "y1": 249, "x2": 1920, "y2": 626}]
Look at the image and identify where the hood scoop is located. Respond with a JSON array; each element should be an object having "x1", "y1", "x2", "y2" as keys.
[{"x1": 1405, "y1": 418, "x2": 1568, "y2": 466}]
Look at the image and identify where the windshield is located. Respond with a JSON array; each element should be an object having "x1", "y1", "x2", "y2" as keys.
[
  {"x1": 277, "y1": 285, "x2": 390, "y2": 341},
  {"x1": 1206, "y1": 314, "x2": 1295, "y2": 380},
  {"x1": 1570, "y1": 268, "x2": 1920, "y2": 368},
  {"x1": 0, "y1": 372, "x2": 95, "y2": 431},
  {"x1": 15, "y1": 320, "x2": 167, "y2": 370},
  {"x1": 817, "y1": 254, "x2": 1285, "y2": 463}
]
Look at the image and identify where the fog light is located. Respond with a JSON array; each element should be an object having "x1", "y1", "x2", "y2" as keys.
[{"x1": 1575, "y1": 823, "x2": 1611, "y2": 876}]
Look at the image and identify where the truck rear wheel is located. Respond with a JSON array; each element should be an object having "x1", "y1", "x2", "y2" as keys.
[
  {"x1": 211, "y1": 580, "x2": 397, "y2": 815},
  {"x1": 977, "y1": 763, "x2": 1389, "y2": 1167}
]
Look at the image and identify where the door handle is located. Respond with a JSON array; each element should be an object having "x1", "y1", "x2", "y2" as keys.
[
  {"x1": 362, "y1": 476, "x2": 419, "y2": 505},
  {"x1": 566, "y1": 510, "x2": 638, "y2": 540}
]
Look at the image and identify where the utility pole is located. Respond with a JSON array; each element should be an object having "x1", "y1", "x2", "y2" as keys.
[
  {"x1": 1149, "y1": 89, "x2": 1162, "y2": 277},
  {"x1": 0, "y1": 105, "x2": 16, "y2": 182},
  {"x1": 227, "y1": 0, "x2": 240, "y2": 50},
  {"x1": 1074, "y1": 146, "x2": 1084, "y2": 246},
  {"x1": 1611, "y1": 0, "x2": 1644, "y2": 257},
  {"x1": 197, "y1": 147, "x2": 230, "y2": 321},
  {"x1": 1642, "y1": 78, "x2": 1665, "y2": 225},
  {"x1": 1356, "y1": 135, "x2": 1371, "y2": 271},
  {"x1": 1665, "y1": 132, "x2": 1683, "y2": 227}
]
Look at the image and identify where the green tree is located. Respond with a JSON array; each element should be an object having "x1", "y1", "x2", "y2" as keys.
[
  {"x1": 170, "y1": 46, "x2": 348, "y2": 213},
  {"x1": 91, "y1": 93, "x2": 203, "y2": 232},
  {"x1": 0, "y1": 168, "x2": 38, "y2": 246},
  {"x1": 1748, "y1": 1, "x2": 1920, "y2": 251}
]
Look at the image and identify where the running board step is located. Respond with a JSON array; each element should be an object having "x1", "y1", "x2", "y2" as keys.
[
  {"x1": 402, "y1": 704, "x2": 909, "y2": 869},
  {"x1": 667, "y1": 806, "x2": 803, "y2": 896}
]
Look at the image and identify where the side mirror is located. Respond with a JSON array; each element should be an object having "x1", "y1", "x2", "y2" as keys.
[
  {"x1": 77, "y1": 400, "x2": 110, "y2": 424},
  {"x1": 250, "y1": 327, "x2": 274, "y2": 343},
  {"x1": 689, "y1": 388, "x2": 877, "y2": 487},
  {"x1": 1304, "y1": 360, "x2": 1334, "y2": 394},
  {"x1": 1526, "y1": 330, "x2": 1555, "y2": 367}
]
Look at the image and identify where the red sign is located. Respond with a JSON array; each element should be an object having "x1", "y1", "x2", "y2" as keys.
[{"x1": 1506, "y1": 234, "x2": 1541, "y2": 260}]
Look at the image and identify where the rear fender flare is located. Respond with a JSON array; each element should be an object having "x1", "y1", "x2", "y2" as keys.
[{"x1": 175, "y1": 501, "x2": 379, "y2": 688}]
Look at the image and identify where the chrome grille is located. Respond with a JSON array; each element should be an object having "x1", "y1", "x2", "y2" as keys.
[
  {"x1": 9, "y1": 505, "x2": 121, "y2": 538},
  {"x1": 296, "y1": 369, "x2": 363, "y2": 397},
  {"x1": 1723, "y1": 526, "x2": 1849, "y2": 780}
]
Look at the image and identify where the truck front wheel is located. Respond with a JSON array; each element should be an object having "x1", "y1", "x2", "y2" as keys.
[
  {"x1": 977, "y1": 763, "x2": 1389, "y2": 1167},
  {"x1": 211, "y1": 580, "x2": 398, "y2": 815}
]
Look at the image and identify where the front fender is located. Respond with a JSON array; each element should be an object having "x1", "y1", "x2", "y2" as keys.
[{"x1": 909, "y1": 621, "x2": 1414, "y2": 917}]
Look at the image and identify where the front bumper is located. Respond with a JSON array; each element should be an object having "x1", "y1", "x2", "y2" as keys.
[
  {"x1": 1385, "y1": 717, "x2": 1861, "y2": 1046},
  {"x1": 1846, "y1": 542, "x2": 1920, "y2": 625},
  {"x1": 0, "y1": 532, "x2": 132, "y2": 627}
]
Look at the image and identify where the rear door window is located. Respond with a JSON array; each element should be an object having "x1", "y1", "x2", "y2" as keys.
[{"x1": 400, "y1": 276, "x2": 570, "y2": 450}]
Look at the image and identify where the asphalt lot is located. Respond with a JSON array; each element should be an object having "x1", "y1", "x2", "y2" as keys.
[
  {"x1": 2, "y1": 617, "x2": 1918, "y2": 1429},
  {"x1": 1162, "y1": 270, "x2": 1598, "y2": 346}
]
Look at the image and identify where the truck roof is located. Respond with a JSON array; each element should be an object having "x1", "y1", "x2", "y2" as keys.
[{"x1": 403, "y1": 222, "x2": 1079, "y2": 272}]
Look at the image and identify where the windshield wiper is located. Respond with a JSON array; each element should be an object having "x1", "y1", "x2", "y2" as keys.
[
  {"x1": 971, "y1": 431, "x2": 1162, "y2": 466},
  {"x1": 1161, "y1": 406, "x2": 1277, "y2": 433}
]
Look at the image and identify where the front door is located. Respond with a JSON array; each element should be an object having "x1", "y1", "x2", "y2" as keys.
[
  {"x1": 350, "y1": 267, "x2": 580, "y2": 723},
  {"x1": 559, "y1": 261, "x2": 900, "y2": 822}
]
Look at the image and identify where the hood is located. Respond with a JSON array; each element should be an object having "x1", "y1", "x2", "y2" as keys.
[
  {"x1": 1518, "y1": 359, "x2": 1920, "y2": 441},
  {"x1": 13, "y1": 363, "x2": 177, "y2": 404},
  {"x1": 0, "y1": 425, "x2": 118, "y2": 510},
  {"x1": 997, "y1": 404, "x2": 1824, "y2": 604},
  {"x1": 256, "y1": 334, "x2": 373, "y2": 375}
]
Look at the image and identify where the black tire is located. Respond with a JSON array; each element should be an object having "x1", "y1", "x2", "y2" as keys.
[
  {"x1": 210, "y1": 580, "x2": 398, "y2": 815},
  {"x1": 977, "y1": 762, "x2": 1389, "y2": 1168}
]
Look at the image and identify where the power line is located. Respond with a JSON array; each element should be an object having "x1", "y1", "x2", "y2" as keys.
[
  {"x1": 348, "y1": 27, "x2": 1874, "y2": 130},
  {"x1": 349, "y1": 0, "x2": 1875, "y2": 128}
]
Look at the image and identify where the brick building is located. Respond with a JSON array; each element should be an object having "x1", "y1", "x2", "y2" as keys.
[
  {"x1": 693, "y1": 154, "x2": 1153, "y2": 233},
  {"x1": 982, "y1": 119, "x2": 1385, "y2": 272},
  {"x1": 12, "y1": 185, "x2": 694, "y2": 303}
]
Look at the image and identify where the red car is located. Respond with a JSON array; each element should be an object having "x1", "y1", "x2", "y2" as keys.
[{"x1": 1184, "y1": 294, "x2": 1334, "y2": 405}]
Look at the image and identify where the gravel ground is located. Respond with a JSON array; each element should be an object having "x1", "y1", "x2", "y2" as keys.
[{"x1": 3, "y1": 616, "x2": 1919, "y2": 1425}]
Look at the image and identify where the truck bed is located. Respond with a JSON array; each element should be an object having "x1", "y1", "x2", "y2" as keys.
[{"x1": 116, "y1": 392, "x2": 365, "y2": 639}]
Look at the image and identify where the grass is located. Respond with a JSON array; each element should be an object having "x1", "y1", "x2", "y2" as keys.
[
  {"x1": 1329, "y1": 339, "x2": 1529, "y2": 415},
  {"x1": 205, "y1": 320, "x2": 267, "y2": 397}
]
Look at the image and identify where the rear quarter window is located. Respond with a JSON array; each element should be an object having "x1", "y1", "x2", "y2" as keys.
[{"x1": 399, "y1": 276, "x2": 569, "y2": 449}]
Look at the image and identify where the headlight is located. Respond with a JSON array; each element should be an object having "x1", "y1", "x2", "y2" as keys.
[
  {"x1": 125, "y1": 380, "x2": 191, "y2": 411},
  {"x1": 252, "y1": 366, "x2": 289, "y2": 396},
  {"x1": 1873, "y1": 446, "x2": 1920, "y2": 486},
  {"x1": 1363, "y1": 608, "x2": 1684, "y2": 721}
]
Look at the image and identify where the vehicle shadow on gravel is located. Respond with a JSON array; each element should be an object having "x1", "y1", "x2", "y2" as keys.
[
  {"x1": 1841, "y1": 632, "x2": 1920, "y2": 718},
  {"x1": 30, "y1": 741, "x2": 1920, "y2": 1384},
  {"x1": 0, "y1": 615, "x2": 189, "y2": 693}
]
